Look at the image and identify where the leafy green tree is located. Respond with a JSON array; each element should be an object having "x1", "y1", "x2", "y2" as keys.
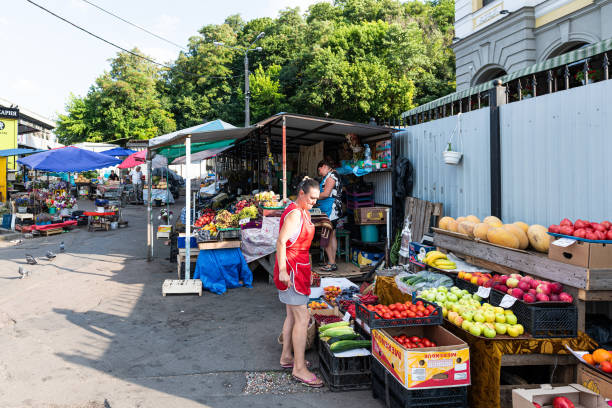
[{"x1": 249, "y1": 64, "x2": 286, "y2": 121}]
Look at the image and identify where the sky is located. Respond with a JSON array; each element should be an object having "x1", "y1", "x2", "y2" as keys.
[{"x1": 2, "y1": 0, "x2": 327, "y2": 121}]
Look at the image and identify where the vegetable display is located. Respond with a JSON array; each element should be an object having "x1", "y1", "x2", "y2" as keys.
[
  {"x1": 364, "y1": 300, "x2": 437, "y2": 320},
  {"x1": 391, "y1": 334, "x2": 437, "y2": 349},
  {"x1": 549, "y1": 218, "x2": 612, "y2": 241}
]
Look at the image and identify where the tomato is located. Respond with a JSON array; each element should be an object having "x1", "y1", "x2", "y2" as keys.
[
  {"x1": 426, "y1": 305, "x2": 435, "y2": 312},
  {"x1": 417, "y1": 305, "x2": 426, "y2": 312},
  {"x1": 416, "y1": 311, "x2": 424, "y2": 317},
  {"x1": 400, "y1": 311, "x2": 408, "y2": 318},
  {"x1": 410, "y1": 336, "x2": 420, "y2": 343},
  {"x1": 416, "y1": 301, "x2": 424, "y2": 307},
  {"x1": 407, "y1": 311, "x2": 416, "y2": 318},
  {"x1": 399, "y1": 335, "x2": 406, "y2": 340},
  {"x1": 422, "y1": 339, "x2": 432, "y2": 347},
  {"x1": 383, "y1": 313, "x2": 392, "y2": 320},
  {"x1": 389, "y1": 304, "x2": 396, "y2": 311},
  {"x1": 409, "y1": 305, "x2": 417, "y2": 313},
  {"x1": 430, "y1": 342, "x2": 437, "y2": 347},
  {"x1": 393, "y1": 311, "x2": 401, "y2": 319},
  {"x1": 417, "y1": 343, "x2": 425, "y2": 348}
]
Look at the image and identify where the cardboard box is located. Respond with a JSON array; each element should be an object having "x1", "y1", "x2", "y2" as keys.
[
  {"x1": 549, "y1": 238, "x2": 612, "y2": 268},
  {"x1": 512, "y1": 384, "x2": 607, "y2": 408},
  {"x1": 577, "y1": 363, "x2": 612, "y2": 400},
  {"x1": 372, "y1": 325, "x2": 470, "y2": 390},
  {"x1": 354, "y1": 206, "x2": 387, "y2": 225},
  {"x1": 409, "y1": 242, "x2": 436, "y2": 266}
]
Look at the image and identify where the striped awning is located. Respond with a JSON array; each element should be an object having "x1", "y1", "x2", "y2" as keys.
[{"x1": 402, "y1": 37, "x2": 612, "y2": 117}]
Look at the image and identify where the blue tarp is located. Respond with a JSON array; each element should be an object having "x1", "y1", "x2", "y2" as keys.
[
  {"x1": 17, "y1": 146, "x2": 121, "y2": 172},
  {"x1": 0, "y1": 148, "x2": 45, "y2": 157},
  {"x1": 101, "y1": 147, "x2": 136, "y2": 157},
  {"x1": 193, "y1": 248, "x2": 253, "y2": 295}
]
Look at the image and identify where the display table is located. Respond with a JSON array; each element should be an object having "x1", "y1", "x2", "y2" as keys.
[
  {"x1": 16, "y1": 220, "x2": 78, "y2": 235},
  {"x1": 143, "y1": 189, "x2": 174, "y2": 204},
  {"x1": 83, "y1": 211, "x2": 116, "y2": 231},
  {"x1": 193, "y1": 248, "x2": 253, "y2": 294}
]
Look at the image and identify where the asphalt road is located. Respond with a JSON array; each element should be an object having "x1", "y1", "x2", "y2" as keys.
[{"x1": 0, "y1": 197, "x2": 382, "y2": 408}]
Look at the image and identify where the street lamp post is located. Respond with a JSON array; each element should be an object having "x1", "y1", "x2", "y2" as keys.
[{"x1": 214, "y1": 32, "x2": 265, "y2": 127}]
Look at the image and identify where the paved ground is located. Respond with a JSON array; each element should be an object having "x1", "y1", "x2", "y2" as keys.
[{"x1": 0, "y1": 198, "x2": 381, "y2": 408}]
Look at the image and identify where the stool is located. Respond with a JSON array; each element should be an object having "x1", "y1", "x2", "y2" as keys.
[{"x1": 319, "y1": 228, "x2": 351, "y2": 263}]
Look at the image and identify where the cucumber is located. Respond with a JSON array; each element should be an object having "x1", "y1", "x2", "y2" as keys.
[
  {"x1": 318, "y1": 321, "x2": 349, "y2": 333},
  {"x1": 327, "y1": 333, "x2": 359, "y2": 345},
  {"x1": 329, "y1": 340, "x2": 371, "y2": 353},
  {"x1": 321, "y1": 326, "x2": 355, "y2": 338}
]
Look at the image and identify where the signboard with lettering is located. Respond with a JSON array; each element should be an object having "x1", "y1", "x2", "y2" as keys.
[
  {"x1": 0, "y1": 108, "x2": 19, "y2": 120},
  {"x1": 0, "y1": 117, "x2": 18, "y2": 169}
]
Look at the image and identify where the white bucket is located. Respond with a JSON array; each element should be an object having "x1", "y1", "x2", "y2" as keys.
[
  {"x1": 110, "y1": 222, "x2": 118, "y2": 230},
  {"x1": 96, "y1": 206, "x2": 105, "y2": 213},
  {"x1": 443, "y1": 150, "x2": 463, "y2": 165}
]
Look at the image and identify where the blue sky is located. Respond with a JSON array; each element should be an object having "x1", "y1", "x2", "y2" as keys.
[{"x1": 2, "y1": 0, "x2": 326, "y2": 121}]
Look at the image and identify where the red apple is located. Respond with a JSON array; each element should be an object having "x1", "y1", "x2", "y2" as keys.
[
  {"x1": 559, "y1": 292, "x2": 574, "y2": 303},
  {"x1": 506, "y1": 278, "x2": 519, "y2": 288},
  {"x1": 499, "y1": 275, "x2": 509, "y2": 285},
  {"x1": 536, "y1": 283, "x2": 551, "y2": 295},
  {"x1": 548, "y1": 224, "x2": 561, "y2": 234},
  {"x1": 595, "y1": 230, "x2": 605, "y2": 240},
  {"x1": 559, "y1": 225, "x2": 574, "y2": 236},
  {"x1": 607, "y1": 230, "x2": 612, "y2": 240},
  {"x1": 497, "y1": 285, "x2": 508, "y2": 294},
  {"x1": 601, "y1": 221, "x2": 612, "y2": 230},
  {"x1": 560, "y1": 218, "x2": 573, "y2": 227},
  {"x1": 518, "y1": 281, "x2": 531, "y2": 292},
  {"x1": 530, "y1": 280, "x2": 540, "y2": 290},
  {"x1": 511, "y1": 288, "x2": 524, "y2": 299},
  {"x1": 536, "y1": 293, "x2": 550, "y2": 302},
  {"x1": 483, "y1": 280, "x2": 493, "y2": 288},
  {"x1": 528, "y1": 288, "x2": 537, "y2": 296},
  {"x1": 523, "y1": 293, "x2": 536, "y2": 303},
  {"x1": 549, "y1": 282, "x2": 563, "y2": 294},
  {"x1": 574, "y1": 229, "x2": 586, "y2": 238},
  {"x1": 550, "y1": 293, "x2": 560, "y2": 301}
]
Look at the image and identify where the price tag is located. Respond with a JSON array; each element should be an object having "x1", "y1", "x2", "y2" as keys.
[
  {"x1": 500, "y1": 294, "x2": 517, "y2": 308},
  {"x1": 239, "y1": 217, "x2": 250, "y2": 225},
  {"x1": 552, "y1": 237, "x2": 576, "y2": 247},
  {"x1": 343, "y1": 312, "x2": 351, "y2": 322},
  {"x1": 476, "y1": 286, "x2": 491, "y2": 298}
]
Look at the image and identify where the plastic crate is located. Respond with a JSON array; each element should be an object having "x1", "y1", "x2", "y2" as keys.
[
  {"x1": 347, "y1": 190, "x2": 374, "y2": 198},
  {"x1": 454, "y1": 277, "x2": 480, "y2": 294},
  {"x1": 347, "y1": 200, "x2": 375, "y2": 209},
  {"x1": 355, "y1": 299, "x2": 442, "y2": 333},
  {"x1": 218, "y1": 228, "x2": 240, "y2": 240},
  {"x1": 318, "y1": 337, "x2": 371, "y2": 392},
  {"x1": 489, "y1": 289, "x2": 577, "y2": 338},
  {"x1": 371, "y1": 359, "x2": 468, "y2": 408}
]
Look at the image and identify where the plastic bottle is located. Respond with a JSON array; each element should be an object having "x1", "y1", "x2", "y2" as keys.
[{"x1": 364, "y1": 144, "x2": 372, "y2": 168}]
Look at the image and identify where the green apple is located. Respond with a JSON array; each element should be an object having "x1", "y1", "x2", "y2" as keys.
[
  {"x1": 442, "y1": 306, "x2": 448, "y2": 317},
  {"x1": 505, "y1": 314, "x2": 517, "y2": 325},
  {"x1": 473, "y1": 312, "x2": 485, "y2": 323},
  {"x1": 494, "y1": 307, "x2": 504, "y2": 315},
  {"x1": 504, "y1": 309, "x2": 514, "y2": 315},
  {"x1": 451, "y1": 286, "x2": 461, "y2": 295},
  {"x1": 448, "y1": 311, "x2": 458, "y2": 322},
  {"x1": 494, "y1": 323, "x2": 507, "y2": 335},
  {"x1": 482, "y1": 303, "x2": 492, "y2": 309},
  {"x1": 451, "y1": 304, "x2": 461, "y2": 313},
  {"x1": 483, "y1": 327, "x2": 497, "y2": 338},
  {"x1": 446, "y1": 293, "x2": 458, "y2": 302},
  {"x1": 495, "y1": 313, "x2": 506, "y2": 324},
  {"x1": 461, "y1": 293, "x2": 472, "y2": 301},
  {"x1": 484, "y1": 310, "x2": 496, "y2": 323},
  {"x1": 425, "y1": 292, "x2": 436, "y2": 302},
  {"x1": 514, "y1": 324, "x2": 524, "y2": 335},
  {"x1": 437, "y1": 286, "x2": 448, "y2": 293},
  {"x1": 461, "y1": 290, "x2": 469, "y2": 297},
  {"x1": 436, "y1": 293, "x2": 447, "y2": 302},
  {"x1": 472, "y1": 294, "x2": 482, "y2": 302},
  {"x1": 461, "y1": 310, "x2": 474, "y2": 322},
  {"x1": 461, "y1": 320, "x2": 473, "y2": 331},
  {"x1": 507, "y1": 325, "x2": 520, "y2": 337},
  {"x1": 469, "y1": 324, "x2": 482, "y2": 336},
  {"x1": 470, "y1": 299, "x2": 481, "y2": 308}
]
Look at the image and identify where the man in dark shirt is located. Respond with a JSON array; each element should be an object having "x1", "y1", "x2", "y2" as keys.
[{"x1": 108, "y1": 170, "x2": 119, "y2": 181}]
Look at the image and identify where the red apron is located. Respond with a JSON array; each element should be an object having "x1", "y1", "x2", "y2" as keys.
[{"x1": 273, "y1": 203, "x2": 315, "y2": 296}]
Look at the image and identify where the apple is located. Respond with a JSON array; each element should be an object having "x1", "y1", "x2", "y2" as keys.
[
  {"x1": 436, "y1": 293, "x2": 447, "y2": 302},
  {"x1": 448, "y1": 311, "x2": 458, "y2": 321},
  {"x1": 499, "y1": 275, "x2": 509, "y2": 285},
  {"x1": 511, "y1": 288, "x2": 524, "y2": 299},
  {"x1": 472, "y1": 294, "x2": 482, "y2": 302},
  {"x1": 483, "y1": 280, "x2": 493, "y2": 288},
  {"x1": 549, "y1": 282, "x2": 563, "y2": 294},
  {"x1": 461, "y1": 310, "x2": 474, "y2": 322},
  {"x1": 510, "y1": 273, "x2": 522, "y2": 281},
  {"x1": 477, "y1": 276, "x2": 488, "y2": 286},
  {"x1": 523, "y1": 293, "x2": 536, "y2": 303},
  {"x1": 559, "y1": 225, "x2": 574, "y2": 236},
  {"x1": 505, "y1": 314, "x2": 517, "y2": 325},
  {"x1": 574, "y1": 229, "x2": 586, "y2": 238},
  {"x1": 484, "y1": 310, "x2": 495, "y2": 323},
  {"x1": 507, "y1": 325, "x2": 521, "y2": 337},
  {"x1": 536, "y1": 283, "x2": 551, "y2": 295},
  {"x1": 470, "y1": 276, "x2": 479, "y2": 285},
  {"x1": 495, "y1": 313, "x2": 506, "y2": 324},
  {"x1": 601, "y1": 221, "x2": 612, "y2": 230},
  {"x1": 447, "y1": 293, "x2": 458, "y2": 302},
  {"x1": 461, "y1": 319, "x2": 473, "y2": 331},
  {"x1": 474, "y1": 312, "x2": 485, "y2": 323},
  {"x1": 425, "y1": 292, "x2": 436, "y2": 302},
  {"x1": 514, "y1": 324, "x2": 524, "y2": 335},
  {"x1": 469, "y1": 324, "x2": 483, "y2": 336},
  {"x1": 517, "y1": 281, "x2": 530, "y2": 292},
  {"x1": 548, "y1": 224, "x2": 560, "y2": 234},
  {"x1": 528, "y1": 288, "x2": 537, "y2": 295},
  {"x1": 437, "y1": 286, "x2": 448, "y2": 293},
  {"x1": 560, "y1": 218, "x2": 573, "y2": 227},
  {"x1": 494, "y1": 323, "x2": 507, "y2": 335},
  {"x1": 506, "y1": 278, "x2": 519, "y2": 288},
  {"x1": 494, "y1": 307, "x2": 504, "y2": 314},
  {"x1": 482, "y1": 326, "x2": 496, "y2": 338},
  {"x1": 559, "y1": 292, "x2": 574, "y2": 303},
  {"x1": 536, "y1": 293, "x2": 550, "y2": 302},
  {"x1": 530, "y1": 280, "x2": 540, "y2": 290}
]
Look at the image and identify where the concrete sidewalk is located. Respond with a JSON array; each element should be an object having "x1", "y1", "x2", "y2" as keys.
[{"x1": 0, "y1": 199, "x2": 381, "y2": 408}]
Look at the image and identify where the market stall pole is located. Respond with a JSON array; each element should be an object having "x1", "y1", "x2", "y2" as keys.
[
  {"x1": 282, "y1": 115, "x2": 287, "y2": 201},
  {"x1": 147, "y1": 150, "x2": 153, "y2": 261}
]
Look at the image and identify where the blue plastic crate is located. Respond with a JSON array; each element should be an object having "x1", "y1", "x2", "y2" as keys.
[{"x1": 178, "y1": 235, "x2": 198, "y2": 249}]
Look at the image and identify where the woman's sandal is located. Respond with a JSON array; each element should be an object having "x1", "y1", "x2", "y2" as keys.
[
  {"x1": 280, "y1": 360, "x2": 311, "y2": 369},
  {"x1": 292, "y1": 374, "x2": 324, "y2": 388},
  {"x1": 320, "y1": 264, "x2": 338, "y2": 272}
]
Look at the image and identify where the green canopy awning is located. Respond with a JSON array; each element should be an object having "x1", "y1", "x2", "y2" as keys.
[{"x1": 156, "y1": 139, "x2": 235, "y2": 162}]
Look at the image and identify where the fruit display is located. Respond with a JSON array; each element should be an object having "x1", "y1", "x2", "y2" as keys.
[
  {"x1": 363, "y1": 300, "x2": 438, "y2": 320},
  {"x1": 438, "y1": 215, "x2": 551, "y2": 253},
  {"x1": 234, "y1": 199, "x2": 254, "y2": 213},
  {"x1": 549, "y1": 218, "x2": 612, "y2": 241},
  {"x1": 262, "y1": 200, "x2": 283, "y2": 208},
  {"x1": 420, "y1": 286, "x2": 525, "y2": 338},
  {"x1": 194, "y1": 209, "x2": 216, "y2": 227},
  {"x1": 423, "y1": 250, "x2": 457, "y2": 269},
  {"x1": 238, "y1": 205, "x2": 258, "y2": 220},
  {"x1": 458, "y1": 271, "x2": 574, "y2": 303},
  {"x1": 215, "y1": 210, "x2": 237, "y2": 228},
  {"x1": 323, "y1": 286, "x2": 342, "y2": 303},
  {"x1": 581, "y1": 348, "x2": 612, "y2": 374},
  {"x1": 390, "y1": 334, "x2": 437, "y2": 349},
  {"x1": 255, "y1": 191, "x2": 277, "y2": 202},
  {"x1": 311, "y1": 272, "x2": 321, "y2": 287},
  {"x1": 200, "y1": 223, "x2": 218, "y2": 237},
  {"x1": 308, "y1": 301, "x2": 328, "y2": 310},
  {"x1": 312, "y1": 314, "x2": 343, "y2": 326}
]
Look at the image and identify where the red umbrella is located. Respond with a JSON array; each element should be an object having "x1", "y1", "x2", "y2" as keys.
[{"x1": 118, "y1": 150, "x2": 146, "y2": 169}]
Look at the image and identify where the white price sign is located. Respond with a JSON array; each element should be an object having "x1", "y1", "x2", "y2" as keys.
[
  {"x1": 500, "y1": 294, "x2": 517, "y2": 308},
  {"x1": 343, "y1": 312, "x2": 351, "y2": 322},
  {"x1": 239, "y1": 217, "x2": 250, "y2": 225},
  {"x1": 476, "y1": 286, "x2": 491, "y2": 298},
  {"x1": 552, "y1": 237, "x2": 576, "y2": 247}
]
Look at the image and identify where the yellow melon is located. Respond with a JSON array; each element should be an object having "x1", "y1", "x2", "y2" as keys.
[
  {"x1": 456, "y1": 216, "x2": 467, "y2": 224},
  {"x1": 527, "y1": 224, "x2": 551, "y2": 253},
  {"x1": 447, "y1": 220, "x2": 459, "y2": 232},
  {"x1": 513, "y1": 221, "x2": 529, "y2": 234},
  {"x1": 466, "y1": 215, "x2": 481, "y2": 224},
  {"x1": 484, "y1": 215, "x2": 503, "y2": 228},
  {"x1": 487, "y1": 227, "x2": 519, "y2": 249},
  {"x1": 473, "y1": 223, "x2": 490, "y2": 241},
  {"x1": 439, "y1": 216, "x2": 455, "y2": 230},
  {"x1": 503, "y1": 224, "x2": 529, "y2": 249},
  {"x1": 458, "y1": 221, "x2": 476, "y2": 237}
]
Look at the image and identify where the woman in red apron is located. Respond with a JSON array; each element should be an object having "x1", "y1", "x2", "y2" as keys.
[{"x1": 274, "y1": 177, "x2": 322, "y2": 387}]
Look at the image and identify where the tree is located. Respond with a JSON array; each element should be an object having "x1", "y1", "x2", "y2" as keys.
[
  {"x1": 249, "y1": 64, "x2": 286, "y2": 121},
  {"x1": 56, "y1": 49, "x2": 175, "y2": 143}
]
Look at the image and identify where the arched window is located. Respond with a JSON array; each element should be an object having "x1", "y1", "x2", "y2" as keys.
[
  {"x1": 472, "y1": 66, "x2": 508, "y2": 86},
  {"x1": 547, "y1": 41, "x2": 589, "y2": 59}
]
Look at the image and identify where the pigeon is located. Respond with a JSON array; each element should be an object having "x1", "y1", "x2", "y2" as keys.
[
  {"x1": 18, "y1": 266, "x2": 31, "y2": 279},
  {"x1": 25, "y1": 254, "x2": 37, "y2": 265},
  {"x1": 59, "y1": 241, "x2": 65, "y2": 252},
  {"x1": 46, "y1": 251, "x2": 56, "y2": 259}
]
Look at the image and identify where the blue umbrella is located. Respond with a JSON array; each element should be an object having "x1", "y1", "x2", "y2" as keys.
[
  {"x1": 17, "y1": 146, "x2": 122, "y2": 172},
  {"x1": 101, "y1": 147, "x2": 136, "y2": 157}
]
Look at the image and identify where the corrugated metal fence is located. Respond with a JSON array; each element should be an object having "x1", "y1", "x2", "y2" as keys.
[
  {"x1": 395, "y1": 108, "x2": 491, "y2": 219},
  {"x1": 393, "y1": 79, "x2": 612, "y2": 226}
]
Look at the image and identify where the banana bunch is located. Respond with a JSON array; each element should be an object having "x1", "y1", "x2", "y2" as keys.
[{"x1": 424, "y1": 251, "x2": 457, "y2": 270}]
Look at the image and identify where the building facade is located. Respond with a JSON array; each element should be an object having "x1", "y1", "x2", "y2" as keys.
[{"x1": 453, "y1": 0, "x2": 612, "y2": 91}]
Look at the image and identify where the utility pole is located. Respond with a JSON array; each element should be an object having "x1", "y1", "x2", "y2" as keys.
[{"x1": 214, "y1": 32, "x2": 265, "y2": 127}]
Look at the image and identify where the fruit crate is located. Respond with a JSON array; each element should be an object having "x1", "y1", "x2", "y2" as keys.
[
  {"x1": 453, "y1": 277, "x2": 480, "y2": 294},
  {"x1": 489, "y1": 290, "x2": 577, "y2": 338},
  {"x1": 355, "y1": 299, "x2": 442, "y2": 333},
  {"x1": 218, "y1": 228, "x2": 240, "y2": 240},
  {"x1": 318, "y1": 337, "x2": 371, "y2": 392},
  {"x1": 371, "y1": 358, "x2": 468, "y2": 408}
]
